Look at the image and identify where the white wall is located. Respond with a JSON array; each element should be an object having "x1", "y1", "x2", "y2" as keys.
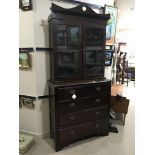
[
  {"x1": 19, "y1": 9, "x2": 39, "y2": 134},
  {"x1": 19, "y1": 11, "x2": 35, "y2": 47},
  {"x1": 19, "y1": 0, "x2": 115, "y2": 136},
  {"x1": 115, "y1": 0, "x2": 135, "y2": 65},
  {"x1": 116, "y1": 0, "x2": 135, "y2": 30},
  {"x1": 19, "y1": 0, "x2": 80, "y2": 137}
]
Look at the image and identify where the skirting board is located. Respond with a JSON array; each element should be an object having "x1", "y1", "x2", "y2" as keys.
[{"x1": 19, "y1": 130, "x2": 51, "y2": 140}]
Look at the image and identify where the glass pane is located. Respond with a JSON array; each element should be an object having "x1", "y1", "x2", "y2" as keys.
[
  {"x1": 67, "y1": 26, "x2": 80, "y2": 47},
  {"x1": 84, "y1": 26, "x2": 104, "y2": 76},
  {"x1": 57, "y1": 47, "x2": 80, "y2": 53},
  {"x1": 56, "y1": 67, "x2": 79, "y2": 78},
  {"x1": 56, "y1": 25, "x2": 80, "y2": 51},
  {"x1": 56, "y1": 24, "x2": 66, "y2": 48},
  {"x1": 57, "y1": 53, "x2": 79, "y2": 65},
  {"x1": 85, "y1": 65, "x2": 102, "y2": 75},
  {"x1": 86, "y1": 28, "x2": 103, "y2": 46},
  {"x1": 56, "y1": 53, "x2": 80, "y2": 78},
  {"x1": 55, "y1": 24, "x2": 81, "y2": 80},
  {"x1": 57, "y1": 31, "x2": 66, "y2": 46},
  {"x1": 86, "y1": 50, "x2": 103, "y2": 65}
]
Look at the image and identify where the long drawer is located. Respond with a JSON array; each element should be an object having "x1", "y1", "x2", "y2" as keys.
[
  {"x1": 58, "y1": 120, "x2": 109, "y2": 144},
  {"x1": 58, "y1": 107, "x2": 109, "y2": 127},
  {"x1": 55, "y1": 82, "x2": 111, "y2": 101},
  {"x1": 57, "y1": 95, "x2": 109, "y2": 113}
]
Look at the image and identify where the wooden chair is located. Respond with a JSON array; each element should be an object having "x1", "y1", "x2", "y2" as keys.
[
  {"x1": 110, "y1": 95, "x2": 129, "y2": 125},
  {"x1": 111, "y1": 84, "x2": 130, "y2": 125}
]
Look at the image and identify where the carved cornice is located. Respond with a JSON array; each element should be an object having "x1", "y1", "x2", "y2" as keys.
[{"x1": 49, "y1": 3, "x2": 110, "y2": 20}]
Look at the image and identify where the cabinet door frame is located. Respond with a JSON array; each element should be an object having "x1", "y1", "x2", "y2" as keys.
[
  {"x1": 82, "y1": 22, "x2": 106, "y2": 79},
  {"x1": 52, "y1": 19, "x2": 83, "y2": 82}
]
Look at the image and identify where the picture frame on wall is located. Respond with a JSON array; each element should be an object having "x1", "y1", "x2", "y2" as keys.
[
  {"x1": 105, "y1": 50, "x2": 113, "y2": 66},
  {"x1": 22, "y1": 97, "x2": 34, "y2": 109},
  {"x1": 19, "y1": 51, "x2": 31, "y2": 69},
  {"x1": 105, "y1": 5, "x2": 118, "y2": 45},
  {"x1": 20, "y1": 0, "x2": 33, "y2": 11}
]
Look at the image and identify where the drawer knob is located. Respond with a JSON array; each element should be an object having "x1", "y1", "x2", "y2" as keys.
[
  {"x1": 72, "y1": 94, "x2": 76, "y2": 99},
  {"x1": 70, "y1": 103, "x2": 75, "y2": 107},
  {"x1": 96, "y1": 87, "x2": 101, "y2": 91},
  {"x1": 70, "y1": 90, "x2": 75, "y2": 94},
  {"x1": 96, "y1": 111, "x2": 100, "y2": 115},
  {"x1": 70, "y1": 130, "x2": 76, "y2": 135},
  {"x1": 70, "y1": 116, "x2": 75, "y2": 120},
  {"x1": 96, "y1": 99, "x2": 101, "y2": 103}
]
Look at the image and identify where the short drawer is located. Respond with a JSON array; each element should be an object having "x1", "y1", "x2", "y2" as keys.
[
  {"x1": 58, "y1": 120, "x2": 109, "y2": 144},
  {"x1": 55, "y1": 82, "x2": 111, "y2": 101},
  {"x1": 57, "y1": 95, "x2": 108, "y2": 113},
  {"x1": 58, "y1": 107, "x2": 109, "y2": 127}
]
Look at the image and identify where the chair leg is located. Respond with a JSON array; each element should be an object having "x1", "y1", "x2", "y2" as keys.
[
  {"x1": 127, "y1": 76, "x2": 129, "y2": 86},
  {"x1": 123, "y1": 114, "x2": 126, "y2": 125}
]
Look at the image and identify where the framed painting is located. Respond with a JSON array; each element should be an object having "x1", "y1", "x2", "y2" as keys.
[
  {"x1": 19, "y1": 51, "x2": 31, "y2": 69},
  {"x1": 22, "y1": 97, "x2": 34, "y2": 109},
  {"x1": 20, "y1": 0, "x2": 33, "y2": 11},
  {"x1": 105, "y1": 5, "x2": 118, "y2": 45},
  {"x1": 105, "y1": 50, "x2": 113, "y2": 66}
]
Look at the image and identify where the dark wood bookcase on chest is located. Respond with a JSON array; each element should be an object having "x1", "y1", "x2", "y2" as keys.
[{"x1": 48, "y1": 3, "x2": 111, "y2": 151}]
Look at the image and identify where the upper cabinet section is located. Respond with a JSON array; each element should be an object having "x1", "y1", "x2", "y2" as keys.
[{"x1": 48, "y1": 3, "x2": 110, "y2": 83}]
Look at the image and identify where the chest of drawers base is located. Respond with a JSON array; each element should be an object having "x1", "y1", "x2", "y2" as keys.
[{"x1": 49, "y1": 80, "x2": 111, "y2": 151}]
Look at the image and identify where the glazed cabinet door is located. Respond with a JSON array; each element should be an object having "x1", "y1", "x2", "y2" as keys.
[
  {"x1": 52, "y1": 19, "x2": 82, "y2": 82},
  {"x1": 83, "y1": 22, "x2": 106, "y2": 79}
]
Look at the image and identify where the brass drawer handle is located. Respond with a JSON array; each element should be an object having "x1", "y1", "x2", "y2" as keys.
[
  {"x1": 96, "y1": 99, "x2": 101, "y2": 103},
  {"x1": 96, "y1": 87, "x2": 101, "y2": 91},
  {"x1": 70, "y1": 130, "x2": 76, "y2": 135},
  {"x1": 70, "y1": 116, "x2": 75, "y2": 120},
  {"x1": 70, "y1": 102, "x2": 75, "y2": 107},
  {"x1": 70, "y1": 90, "x2": 75, "y2": 94},
  {"x1": 96, "y1": 111, "x2": 100, "y2": 115}
]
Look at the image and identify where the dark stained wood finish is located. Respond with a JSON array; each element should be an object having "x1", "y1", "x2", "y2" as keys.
[
  {"x1": 48, "y1": 3, "x2": 110, "y2": 83},
  {"x1": 55, "y1": 82, "x2": 111, "y2": 101},
  {"x1": 58, "y1": 120, "x2": 109, "y2": 144},
  {"x1": 58, "y1": 107, "x2": 109, "y2": 127},
  {"x1": 111, "y1": 84, "x2": 130, "y2": 125},
  {"x1": 57, "y1": 95, "x2": 108, "y2": 113},
  {"x1": 49, "y1": 80, "x2": 111, "y2": 151},
  {"x1": 48, "y1": 3, "x2": 111, "y2": 151},
  {"x1": 51, "y1": 0, "x2": 105, "y2": 9},
  {"x1": 50, "y1": 3, "x2": 110, "y2": 20}
]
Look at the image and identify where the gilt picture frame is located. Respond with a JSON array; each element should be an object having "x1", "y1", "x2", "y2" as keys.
[
  {"x1": 19, "y1": 51, "x2": 31, "y2": 69},
  {"x1": 105, "y1": 5, "x2": 118, "y2": 45},
  {"x1": 22, "y1": 97, "x2": 34, "y2": 109},
  {"x1": 20, "y1": 0, "x2": 33, "y2": 11}
]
